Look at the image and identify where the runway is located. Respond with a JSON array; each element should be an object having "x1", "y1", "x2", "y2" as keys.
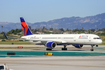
[
  {"x1": 0, "y1": 45, "x2": 105, "y2": 70},
  {"x1": 0, "y1": 56, "x2": 105, "y2": 70}
]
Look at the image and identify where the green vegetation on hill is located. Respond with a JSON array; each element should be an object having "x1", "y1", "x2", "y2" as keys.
[
  {"x1": 97, "y1": 33, "x2": 105, "y2": 36},
  {"x1": 7, "y1": 29, "x2": 22, "y2": 35},
  {"x1": 0, "y1": 34, "x2": 6, "y2": 39}
]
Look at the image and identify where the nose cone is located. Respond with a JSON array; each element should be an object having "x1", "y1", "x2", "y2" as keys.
[{"x1": 98, "y1": 40, "x2": 102, "y2": 44}]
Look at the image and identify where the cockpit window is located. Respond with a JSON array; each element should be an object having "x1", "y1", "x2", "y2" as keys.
[
  {"x1": 0, "y1": 66, "x2": 4, "y2": 69},
  {"x1": 93, "y1": 37, "x2": 101, "y2": 39}
]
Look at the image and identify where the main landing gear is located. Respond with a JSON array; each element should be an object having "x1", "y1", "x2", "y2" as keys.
[
  {"x1": 46, "y1": 48, "x2": 52, "y2": 51},
  {"x1": 96, "y1": 45, "x2": 98, "y2": 47},
  {"x1": 62, "y1": 44, "x2": 67, "y2": 50},
  {"x1": 90, "y1": 45, "x2": 94, "y2": 51}
]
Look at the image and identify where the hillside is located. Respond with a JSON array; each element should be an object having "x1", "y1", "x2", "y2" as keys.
[{"x1": 0, "y1": 13, "x2": 105, "y2": 32}]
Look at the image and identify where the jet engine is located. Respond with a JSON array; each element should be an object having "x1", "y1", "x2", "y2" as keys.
[
  {"x1": 46, "y1": 42, "x2": 56, "y2": 49},
  {"x1": 74, "y1": 44, "x2": 83, "y2": 48}
]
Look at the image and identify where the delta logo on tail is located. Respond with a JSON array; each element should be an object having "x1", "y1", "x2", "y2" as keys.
[{"x1": 20, "y1": 17, "x2": 33, "y2": 36}]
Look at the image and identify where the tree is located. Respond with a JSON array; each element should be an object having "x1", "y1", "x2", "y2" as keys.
[
  {"x1": 90, "y1": 29, "x2": 95, "y2": 32},
  {"x1": 28, "y1": 26, "x2": 31, "y2": 30},
  {"x1": 43, "y1": 26, "x2": 47, "y2": 30},
  {"x1": 82, "y1": 27, "x2": 84, "y2": 30},
  {"x1": 50, "y1": 28, "x2": 53, "y2": 31},
  {"x1": 66, "y1": 28, "x2": 69, "y2": 31},
  {"x1": 11, "y1": 29, "x2": 14, "y2": 33},
  {"x1": 59, "y1": 28, "x2": 64, "y2": 32},
  {"x1": 7, "y1": 29, "x2": 22, "y2": 35}
]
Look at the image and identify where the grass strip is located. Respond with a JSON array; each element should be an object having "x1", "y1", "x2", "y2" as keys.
[
  {"x1": 0, "y1": 47, "x2": 45, "y2": 49},
  {"x1": 0, "y1": 42, "x2": 32, "y2": 45}
]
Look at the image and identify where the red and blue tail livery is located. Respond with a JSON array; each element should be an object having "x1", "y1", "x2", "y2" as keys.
[{"x1": 20, "y1": 17, "x2": 33, "y2": 36}]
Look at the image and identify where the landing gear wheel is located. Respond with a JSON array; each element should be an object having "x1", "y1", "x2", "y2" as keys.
[
  {"x1": 46, "y1": 48, "x2": 52, "y2": 51},
  {"x1": 62, "y1": 48, "x2": 67, "y2": 50},
  {"x1": 96, "y1": 45, "x2": 98, "y2": 47},
  {"x1": 90, "y1": 45, "x2": 94, "y2": 51},
  {"x1": 90, "y1": 49, "x2": 94, "y2": 51},
  {"x1": 62, "y1": 45, "x2": 67, "y2": 50}
]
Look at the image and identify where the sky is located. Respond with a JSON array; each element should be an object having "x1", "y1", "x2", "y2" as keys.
[{"x1": 0, "y1": 0, "x2": 105, "y2": 23}]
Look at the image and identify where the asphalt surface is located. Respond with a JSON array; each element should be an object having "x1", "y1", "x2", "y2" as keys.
[
  {"x1": 0, "y1": 45, "x2": 105, "y2": 70},
  {"x1": 0, "y1": 56, "x2": 105, "y2": 70}
]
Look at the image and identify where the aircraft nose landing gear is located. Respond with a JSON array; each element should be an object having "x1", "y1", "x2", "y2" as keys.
[{"x1": 90, "y1": 45, "x2": 94, "y2": 51}]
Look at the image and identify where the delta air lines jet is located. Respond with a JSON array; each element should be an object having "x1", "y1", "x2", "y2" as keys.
[{"x1": 20, "y1": 17, "x2": 102, "y2": 51}]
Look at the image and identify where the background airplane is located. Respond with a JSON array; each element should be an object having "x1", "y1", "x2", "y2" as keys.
[{"x1": 20, "y1": 17, "x2": 102, "y2": 51}]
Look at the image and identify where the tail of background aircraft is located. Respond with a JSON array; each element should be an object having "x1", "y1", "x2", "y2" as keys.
[
  {"x1": 3, "y1": 32, "x2": 8, "y2": 39},
  {"x1": 20, "y1": 17, "x2": 33, "y2": 36}
]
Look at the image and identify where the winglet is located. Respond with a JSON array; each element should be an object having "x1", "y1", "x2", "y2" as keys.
[{"x1": 20, "y1": 17, "x2": 33, "y2": 36}]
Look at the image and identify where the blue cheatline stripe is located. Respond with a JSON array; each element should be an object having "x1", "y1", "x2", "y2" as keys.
[{"x1": 21, "y1": 24, "x2": 25, "y2": 36}]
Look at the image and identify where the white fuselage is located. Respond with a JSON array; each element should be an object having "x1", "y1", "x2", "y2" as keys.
[{"x1": 21, "y1": 34, "x2": 102, "y2": 45}]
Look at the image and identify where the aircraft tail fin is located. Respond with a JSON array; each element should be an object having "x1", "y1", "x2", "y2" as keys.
[{"x1": 20, "y1": 17, "x2": 33, "y2": 36}]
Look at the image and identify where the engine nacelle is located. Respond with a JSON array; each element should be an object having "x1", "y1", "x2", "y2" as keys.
[
  {"x1": 74, "y1": 44, "x2": 83, "y2": 48},
  {"x1": 46, "y1": 42, "x2": 56, "y2": 49}
]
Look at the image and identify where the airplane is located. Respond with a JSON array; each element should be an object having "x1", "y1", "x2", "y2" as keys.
[{"x1": 20, "y1": 17, "x2": 102, "y2": 51}]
